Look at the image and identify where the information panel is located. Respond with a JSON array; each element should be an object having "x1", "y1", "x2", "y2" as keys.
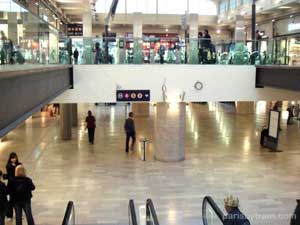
[
  {"x1": 268, "y1": 110, "x2": 280, "y2": 138},
  {"x1": 67, "y1": 24, "x2": 83, "y2": 36},
  {"x1": 116, "y1": 90, "x2": 150, "y2": 102}
]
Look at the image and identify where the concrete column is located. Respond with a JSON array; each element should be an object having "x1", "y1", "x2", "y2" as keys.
[
  {"x1": 7, "y1": 12, "x2": 18, "y2": 44},
  {"x1": 132, "y1": 103, "x2": 150, "y2": 117},
  {"x1": 71, "y1": 103, "x2": 78, "y2": 127},
  {"x1": 60, "y1": 104, "x2": 72, "y2": 140},
  {"x1": 133, "y1": 12, "x2": 143, "y2": 64},
  {"x1": 83, "y1": 12, "x2": 92, "y2": 37},
  {"x1": 235, "y1": 15, "x2": 245, "y2": 42},
  {"x1": 235, "y1": 102, "x2": 254, "y2": 114},
  {"x1": 188, "y1": 14, "x2": 199, "y2": 64},
  {"x1": 155, "y1": 102, "x2": 186, "y2": 162}
]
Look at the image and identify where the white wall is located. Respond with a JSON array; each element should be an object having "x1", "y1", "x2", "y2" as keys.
[{"x1": 54, "y1": 65, "x2": 257, "y2": 103}]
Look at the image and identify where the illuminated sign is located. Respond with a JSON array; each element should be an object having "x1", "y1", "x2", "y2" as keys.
[
  {"x1": 116, "y1": 90, "x2": 150, "y2": 102},
  {"x1": 288, "y1": 23, "x2": 300, "y2": 31}
]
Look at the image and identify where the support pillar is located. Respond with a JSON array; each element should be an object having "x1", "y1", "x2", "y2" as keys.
[
  {"x1": 71, "y1": 103, "x2": 78, "y2": 127},
  {"x1": 155, "y1": 102, "x2": 186, "y2": 162},
  {"x1": 188, "y1": 14, "x2": 199, "y2": 64},
  {"x1": 235, "y1": 102, "x2": 254, "y2": 114},
  {"x1": 7, "y1": 12, "x2": 18, "y2": 45},
  {"x1": 60, "y1": 104, "x2": 72, "y2": 140},
  {"x1": 132, "y1": 103, "x2": 150, "y2": 117},
  {"x1": 133, "y1": 12, "x2": 143, "y2": 64},
  {"x1": 82, "y1": 12, "x2": 93, "y2": 64}
]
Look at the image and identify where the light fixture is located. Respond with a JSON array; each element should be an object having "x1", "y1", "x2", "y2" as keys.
[
  {"x1": 272, "y1": 19, "x2": 275, "y2": 22},
  {"x1": 108, "y1": 27, "x2": 111, "y2": 31},
  {"x1": 165, "y1": 28, "x2": 169, "y2": 32},
  {"x1": 217, "y1": 29, "x2": 221, "y2": 34},
  {"x1": 279, "y1": 6, "x2": 292, "y2": 9},
  {"x1": 290, "y1": 15, "x2": 294, "y2": 18}
]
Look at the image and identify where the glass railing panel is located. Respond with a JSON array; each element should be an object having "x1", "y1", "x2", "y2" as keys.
[{"x1": 205, "y1": 203, "x2": 224, "y2": 225}]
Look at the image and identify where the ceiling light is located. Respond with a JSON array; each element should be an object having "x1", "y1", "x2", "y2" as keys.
[
  {"x1": 272, "y1": 19, "x2": 275, "y2": 22},
  {"x1": 165, "y1": 28, "x2": 169, "y2": 32},
  {"x1": 279, "y1": 6, "x2": 292, "y2": 9},
  {"x1": 108, "y1": 27, "x2": 111, "y2": 32},
  {"x1": 217, "y1": 29, "x2": 221, "y2": 34}
]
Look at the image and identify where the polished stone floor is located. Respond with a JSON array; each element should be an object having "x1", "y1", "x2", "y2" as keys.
[{"x1": 0, "y1": 103, "x2": 299, "y2": 225}]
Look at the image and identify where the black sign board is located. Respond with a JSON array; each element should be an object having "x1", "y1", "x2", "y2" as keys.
[
  {"x1": 67, "y1": 24, "x2": 83, "y2": 36},
  {"x1": 117, "y1": 90, "x2": 150, "y2": 102}
]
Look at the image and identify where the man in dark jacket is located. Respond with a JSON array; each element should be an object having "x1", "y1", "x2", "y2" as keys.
[
  {"x1": 224, "y1": 196, "x2": 251, "y2": 225},
  {"x1": 124, "y1": 112, "x2": 136, "y2": 153},
  {"x1": 0, "y1": 170, "x2": 8, "y2": 225},
  {"x1": 86, "y1": 110, "x2": 96, "y2": 144},
  {"x1": 291, "y1": 199, "x2": 300, "y2": 225},
  {"x1": 73, "y1": 48, "x2": 79, "y2": 64}
]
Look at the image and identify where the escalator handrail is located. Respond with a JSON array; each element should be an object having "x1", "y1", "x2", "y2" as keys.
[
  {"x1": 128, "y1": 199, "x2": 138, "y2": 225},
  {"x1": 146, "y1": 199, "x2": 160, "y2": 225},
  {"x1": 202, "y1": 196, "x2": 224, "y2": 225},
  {"x1": 62, "y1": 201, "x2": 75, "y2": 225}
]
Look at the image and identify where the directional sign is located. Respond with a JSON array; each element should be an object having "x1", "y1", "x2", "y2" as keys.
[{"x1": 116, "y1": 90, "x2": 150, "y2": 102}]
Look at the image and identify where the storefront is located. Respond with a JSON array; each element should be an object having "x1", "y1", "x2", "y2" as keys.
[{"x1": 273, "y1": 15, "x2": 300, "y2": 65}]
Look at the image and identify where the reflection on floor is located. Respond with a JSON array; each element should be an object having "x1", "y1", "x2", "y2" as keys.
[{"x1": 0, "y1": 103, "x2": 299, "y2": 225}]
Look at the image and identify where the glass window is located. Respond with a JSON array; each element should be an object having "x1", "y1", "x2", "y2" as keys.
[
  {"x1": 95, "y1": 0, "x2": 113, "y2": 13},
  {"x1": 190, "y1": 0, "x2": 217, "y2": 15},
  {"x1": 127, "y1": 0, "x2": 156, "y2": 14},
  {"x1": 158, "y1": 0, "x2": 187, "y2": 14},
  {"x1": 219, "y1": 0, "x2": 227, "y2": 14},
  {"x1": 229, "y1": 0, "x2": 237, "y2": 10}
]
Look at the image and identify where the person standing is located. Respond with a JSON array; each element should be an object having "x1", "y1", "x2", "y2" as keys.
[
  {"x1": 291, "y1": 199, "x2": 300, "y2": 225},
  {"x1": 73, "y1": 48, "x2": 79, "y2": 64},
  {"x1": 124, "y1": 112, "x2": 136, "y2": 153},
  {"x1": 0, "y1": 170, "x2": 8, "y2": 225},
  {"x1": 158, "y1": 45, "x2": 165, "y2": 64},
  {"x1": 223, "y1": 196, "x2": 251, "y2": 225},
  {"x1": 8, "y1": 165, "x2": 35, "y2": 225},
  {"x1": 94, "y1": 42, "x2": 102, "y2": 64},
  {"x1": 86, "y1": 110, "x2": 96, "y2": 144},
  {"x1": 4, "y1": 152, "x2": 21, "y2": 221}
]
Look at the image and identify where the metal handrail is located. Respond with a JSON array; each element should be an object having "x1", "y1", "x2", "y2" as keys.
[
  {"x1": 146, "y1": 199, "x2": 160, "y2": 225},
  {"x1": 202, "y1": 196, "x2": 224, "y2": 225},
  {"x1": 128, "y1": 199, "x2": 138, "y2": 225},
  {"x1": 62, "y1": 201, "x2": 75, "y2": 225}
]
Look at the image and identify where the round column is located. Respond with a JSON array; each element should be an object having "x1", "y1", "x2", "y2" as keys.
[
  {"x1": 60, "y1": 104, "x2": 72, "y2": 140},
  {"x1": 155, "y1": 102, "x2": 186, "y2": 162}
]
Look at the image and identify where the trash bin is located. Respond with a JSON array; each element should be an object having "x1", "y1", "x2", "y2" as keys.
[{"x1": 139, "y1": 138, "x2": 149, "y2": 161}]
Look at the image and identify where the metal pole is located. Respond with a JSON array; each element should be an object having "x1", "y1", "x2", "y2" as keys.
[
  {"x1": 251, "y1": 0, "x2": 256, "y2": 53},
  {"x1": 185, "y1": 29, "x2": 188, "y2": 64},
  {"x1": 105, "y1": 24, "x2": 109, "y2": 64}
]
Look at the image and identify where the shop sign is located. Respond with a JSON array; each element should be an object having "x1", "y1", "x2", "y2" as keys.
[
  {"x1": 288, "y1": 23, "x2": 300, "y2": 32},
  {"x1": 67, "y1": 24, "x2": 83, "y2": 36}
]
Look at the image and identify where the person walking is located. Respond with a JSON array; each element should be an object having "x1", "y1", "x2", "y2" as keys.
[
  {"x1": 124, "y1": 112, "x2": 136, "y2": 153},
  {"x1": 86, "y1": 110, "x2": 96, "y2": 144},
  {"x1": 4, "y1": 152, "x2": 21, "y2": 221},
  {"x1": 8, "y1": 165, "x2": 35, "y2": 225},
  {"x1": 0, "y1": 170, "x2": 8, "y2": 225},
  {"x1": 223, "y1": 195, "x2": 251, "y2": 225},
  {"x1": 73, "y1": 48, "x2": 79, "y2": 64},
  {"x1": 291, "y1": 199, "x2": 300, "y2": 225},
  {"x1": 94, "y1": 42, "x2": 102, "y2": 64}
]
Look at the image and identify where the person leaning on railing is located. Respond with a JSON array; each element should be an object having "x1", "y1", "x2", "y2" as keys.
[{"x1": 223, "y1": 196, "x2": 250, "y2": 225}]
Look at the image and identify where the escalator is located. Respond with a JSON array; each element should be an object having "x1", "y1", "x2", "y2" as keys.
[
  {"x1": 61, "y1": 196, "x2": 225, "y2": 225},
  {"x1": 61, "y1": 198, "x2": 159, "y2": 225},
  {"x1": 202, "y1": 196, "x2": 225, "y2": 225}
]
